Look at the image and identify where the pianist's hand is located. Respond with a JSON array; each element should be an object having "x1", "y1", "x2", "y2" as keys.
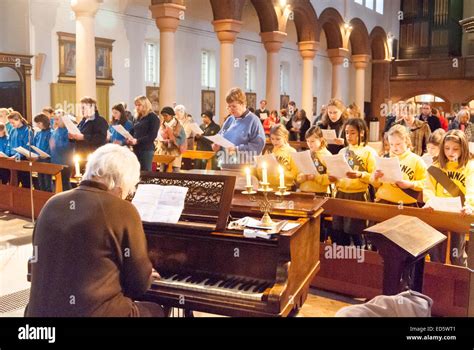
[{"x1": 151, "y1": 268, "x2": 161, "y2": 281}]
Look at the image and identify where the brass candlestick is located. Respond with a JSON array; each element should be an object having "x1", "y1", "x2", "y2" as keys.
[{"x1": 242, "y1": 182, "x2": 290, "y2": 228}]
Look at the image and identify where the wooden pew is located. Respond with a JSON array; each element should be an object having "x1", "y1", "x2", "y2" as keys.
[
  {"x1": 0, "y1": 158, "x2": 65, "y2": 218},
  {"x1": 153, "y1": 154, "x2": 176, "y2": 172},
  {"x1": 316, "y1": 198, "x2": 474, "y2": 317},
  {"x1": 181, "y1": 150, "x2": 215, "y2": 170}
]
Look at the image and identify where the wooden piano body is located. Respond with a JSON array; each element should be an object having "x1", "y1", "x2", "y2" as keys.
[{"x1": 137, "y1": 172, "x2": 322, "y2": 317}]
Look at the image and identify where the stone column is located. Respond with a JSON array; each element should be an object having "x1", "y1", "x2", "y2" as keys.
[
  {"x1": 299, "y1": 41, "x2": 318, "y2": 117},
  {"x1": 71, "y1": 0, "x2": 101, "y2": 102},
  {"x1": 150, "y1": 2, "x2": 185, "y2": 108},
  {"x1": 352, "y1": 54, "x2": 371, "y2": 117},
  {"x1": 261, "y1": 31, "x2": 286, "y2": 112},
  {"x1": 213, "y1": 19, "x2": 242, "y2": 124},
  {"x1": 327, "y1": 48, "x2": 349, "y2": 100}
]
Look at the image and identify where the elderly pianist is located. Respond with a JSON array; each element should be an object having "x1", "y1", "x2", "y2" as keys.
[{"x1": 27, "y1": 144, "x2": 163, "y2": 317}]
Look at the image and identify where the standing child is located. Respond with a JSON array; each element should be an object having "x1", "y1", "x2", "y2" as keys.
[
  {"x1": 260, "y1": 125, "x2": 298, "y2": 190},
  {"x1": 0, "y1": 123, "x2": 10, "y2": 184},
  {"x1": 422, "y1": 128, "x2": 446, "y2": 167},
  {"x1": 49, "y1": 112, "x2": 73, "y2": 191},
  {"x1": 32, "y1": 114, "x2": 52, "y2": 192},
  {"x1": 332, "y1": 118, "x2": 375, "y2": 247},
  {"x1": 372, "y1": 125, "x2": 427, "y2": 207},
  {"x1": 423, "y1": 130, "x2": 473, "y2": 267},
  {"x1": 297, "y1": 126, "x2": 332, "y2": 196},
  {"x1": 7, "y1": 112, "x2": 33, "y2": 188}
]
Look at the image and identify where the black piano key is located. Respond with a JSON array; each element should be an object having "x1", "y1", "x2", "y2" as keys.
[
  {"x1": 257, "y1": 282, "x2": 271, "y2": 293},
  {"x1": 217, "y1": 279, "x2": 230, "y2": 288},
  {"x1": 221, "y1": 278, "x2": 237, "y2": 289},
  {"x1": 240, "y1": 281, "x2": 256, "y2": 291}
]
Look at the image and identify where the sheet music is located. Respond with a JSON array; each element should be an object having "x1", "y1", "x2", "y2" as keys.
[
  {"x1": 322, "y1": 153, "x2": 352, "y2": 179},
  {"x1": 30, "y1": 145, "x2": 50, "y2": 159},
  {"x1": 0, "y1": 151, "x2": 8, "y2": 158},
  {"x1": 254, "y1": 153, "x2": 279, "y2": 170},
  {"x1": 112, "y1": 125, "x2": 133, "y2": 140},
  {"x1": 291, "y1": 150, "x2": 318, "y2": 174},
  {"x1": 205, "y1": 134, "x2": 235, "y2": 149},
  {"x1": 189, "y1": 122, "x2": 204, "y2": 136},
  {"x1": 61, "y1": 115, "x2": 82, "y2": 135},
  {"x1": 14, "y1": 147, "x2": 39, "y2": 159},
  {"x1": 321, "y1": 129, "x2": 337, "y2": 144},
  {"x1": 132, "y1": 184, "x2": 189, "y2": 224},
  {"x1": 375, "y1": 156, "x2": 403, "y2": 183},
  {"x1": 421, "y1": 154, "x2": 433, "y2": 167},
  {"x1": 469, "y1": 142, "x2": 474, "y2": 154},
  {"x1": 426, "y1": 196, "x2": 463, "y2": 213},
  {"x1": 259, "y1": 113, "x2": 268, "y2": 120}
]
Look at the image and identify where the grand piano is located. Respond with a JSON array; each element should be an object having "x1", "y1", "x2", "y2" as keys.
[{"x1": 137, "y1": 171, "x2": 326, "y2": 317}]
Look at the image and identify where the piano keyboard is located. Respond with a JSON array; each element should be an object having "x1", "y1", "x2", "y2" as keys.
[{"x1": 152, "y1": 272, "x2": 273, "y2": 301}]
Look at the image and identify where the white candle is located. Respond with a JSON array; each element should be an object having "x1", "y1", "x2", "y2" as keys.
[
  {"x1": 279, "y1": 165, "x2": 285, "y2": 188},
  {"x1": 262, "y1": 162, "x2": 268, "y2": 184},
  {"x1": 245, "y1": 167, "x2": 251, "y2": 188},
  {"x1": 74, "y1": 155, "x2": 81, "y2": 177}
]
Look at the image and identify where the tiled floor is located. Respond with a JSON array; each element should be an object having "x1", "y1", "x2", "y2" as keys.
[{"x1": 0, "y1": 212, "x2": 358, "y2": 317}]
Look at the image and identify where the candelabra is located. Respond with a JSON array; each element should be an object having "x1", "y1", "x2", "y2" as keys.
[{"x1": 242, "y1": 181, "x2": 290, "y2": 228}]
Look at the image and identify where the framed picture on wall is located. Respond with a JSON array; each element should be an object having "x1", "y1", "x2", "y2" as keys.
[
  {"x1": 280, "y1": 95, "x2": 290, "y2": 110},
  {"x1": 201, "y1": 90, "x2": 216, "y2": 115},
  {"x1": 146, "y1": 86, "x2": 160, "y2": 113},
  {"x1": 57, "y1": 32, "x2": 115, "y2": 85},
  {"x1": 245, "y1": 92, "x2": 257, "y2": 110}
]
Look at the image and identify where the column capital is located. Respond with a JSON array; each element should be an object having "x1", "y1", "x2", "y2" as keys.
[
  {"x1": 327, "y1": 48, "x2": 349, "y2": 65},
  {"x1": 298, "y1": 41, "x2": 319, "y2": 60},
  {"x1": 150, "y1": 3, "x2": 186, "y2": 33},
  {"x1": 71, "y1": 0, "x2": 101, "y2": 17},
  {"x1": 212, "y1": 19, "x2": 242, "y2": 44},
  {"x1": 352, "y1": 54, "x2": 371, "y2": 69},
  {"x1": 260, "y1": 31, "x2": 287, "y2": 53}
]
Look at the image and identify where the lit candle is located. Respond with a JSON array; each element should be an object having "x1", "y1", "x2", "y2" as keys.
[
  {"x1": 74, "y1": 155, "x2": 81, "y2": 177},
  {"x1": 262, "y1": 162, "x2": 268, "y2": 184},
  {"x1": 245, "y1": 167, "x2": 251, "y2": 188},
  {"x1": 279, "y1": 165, "x2": 285, "y2": 189}
]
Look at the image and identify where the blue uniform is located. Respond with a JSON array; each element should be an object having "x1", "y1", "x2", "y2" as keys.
[
  {"x1": 50, "y1": 126, "x2": 73, "y2": 191},
  {"x1": 9, "y1": 125, "x2": 33, "y2": 159},
  {"x1": 0, "y1": 135, "x2": 10, "y2": 156},
  {"x1": 109, "y1": 120, "x2": 133, "y2": 146}
]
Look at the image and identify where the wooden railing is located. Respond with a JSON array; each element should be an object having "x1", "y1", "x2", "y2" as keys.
[{"x1": 0, "y1": 158, "x2": 66, "y2": 218}]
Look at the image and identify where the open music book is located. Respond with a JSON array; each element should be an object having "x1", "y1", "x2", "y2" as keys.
[
  {"x1": 0, "y1": 151, "x2": 8, "y2": 158},
  {"x1": 14, "y1": 147, "x2": 39, "y2": 159},
  {"x1": 61, "y1": 115, "x2": 82, "y2": 135},
  {"x1": 132, "y1": 184, "x2": 188, "y2": 224},
  {"x1": 30, "y1": 145, "x2": 50, "y2": 158}
]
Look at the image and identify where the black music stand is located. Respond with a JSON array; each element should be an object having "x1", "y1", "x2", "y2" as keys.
[{"x1": 365, "y1": 215, "x2": 446, "y2": 295}]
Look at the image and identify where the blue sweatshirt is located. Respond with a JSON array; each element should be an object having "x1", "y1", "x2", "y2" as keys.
[
  {"x1": 50, "y1": 127, "x2": 73, "y2": 166},
  {"x1": 0, "y1": 135, "x2": 9, "y2": 156},
  {"x1": 33, "y1": 129, "x2": 52, "y2": 157},
  {"x1": 219, "y1": 110, "x2": 265, "y2": 155},
  {"x1": 109, "y1": 120, "x2": 133, "y2": 146},
  {"x1": 9, "y1": 125, "x2": 33, "y2": 159},
  {"x1": 6, "y1": 122, "x2": 13, "y2": 135}
]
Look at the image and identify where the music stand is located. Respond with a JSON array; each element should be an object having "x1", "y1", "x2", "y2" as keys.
[{"x1": 365, "y1": 215, "x2": 446, "y2": 295}]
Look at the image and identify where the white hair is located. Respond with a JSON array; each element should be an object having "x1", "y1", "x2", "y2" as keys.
[
  {"x1": 83, "y1": 144, "x2": 141, "y2": 198},
  {"x1": 174, "y1": 104, "x2": 186, "y2": 115}
]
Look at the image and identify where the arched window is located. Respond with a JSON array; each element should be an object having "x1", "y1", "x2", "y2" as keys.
[
  {"x1": 244, "y1": 56, "x2": 256, "y2": 92},
  {"x1": 145, "y1": 42, "x2": 159, "y2": 85},
  {"x1": 406, "y1": 94, "x2": 445, "y2": 103},
  {"x1": 201, "y1": 50, "x2": 216, "y2": 89},
  {"x1": 280, "y1": 62, "x2": 289, "y2": 95}
]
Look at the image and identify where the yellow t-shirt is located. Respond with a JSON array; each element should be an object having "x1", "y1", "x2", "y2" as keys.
[
  {"x1": 373, "y1": 149, "x2": 427, "y2": 204},
  {"x1": 335, "y1": 144, "x2": 376, "y2": 194},
  {"x1": 423, "y1": 160, "x2": 474, "y2": 208},
  {"x1": 297, "y1": 148, "x2": 332, "y2": 194}
]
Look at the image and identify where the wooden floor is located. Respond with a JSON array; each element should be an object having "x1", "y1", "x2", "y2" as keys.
[{"x1": 0, "y1": 211, "x2": 359, "y2": 317}]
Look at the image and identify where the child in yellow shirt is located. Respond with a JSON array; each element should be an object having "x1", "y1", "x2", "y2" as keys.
[
  {"x1": 372, "y1": 125, "x2": 427, "y2": 206},
  {"x1": 258, "y1": 125, "x2": 298, "y2": 190},
  {"x1": 332, "y1": 118, "x2": 375, "y2": 247},
  {"x1": 423, "y1": 130, "x2": 473, "y2": 266},
  {"x1": 296, "y1": 126, "x2": 332, "y2": 196}
]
